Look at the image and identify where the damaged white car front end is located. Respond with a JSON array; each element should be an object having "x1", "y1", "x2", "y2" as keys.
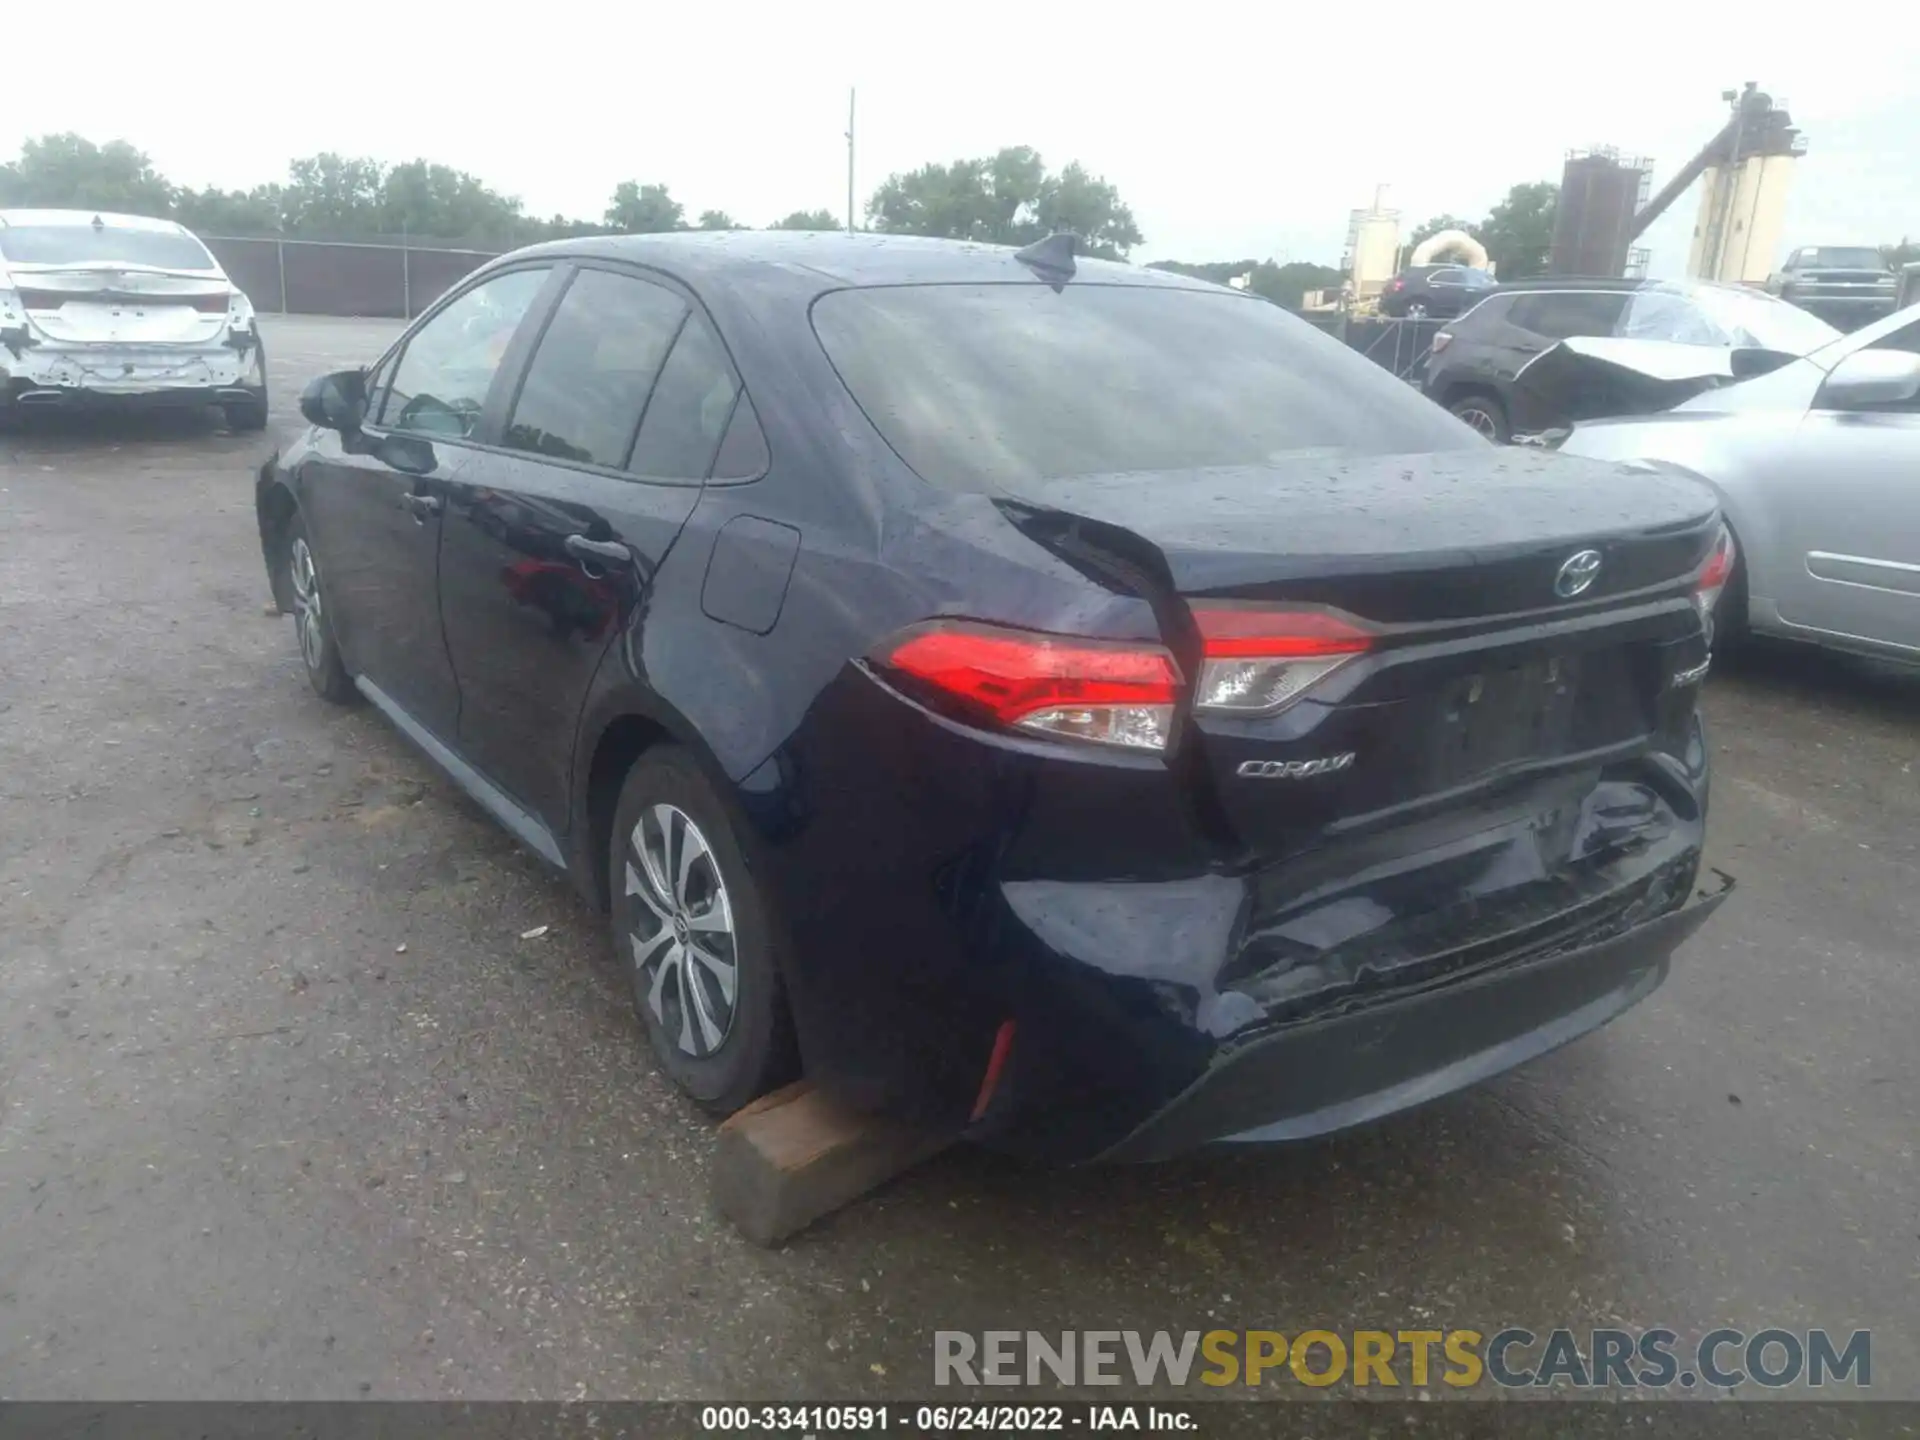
[{"x1": 0, "y1": 209, "x2": 268, "y2": 430}]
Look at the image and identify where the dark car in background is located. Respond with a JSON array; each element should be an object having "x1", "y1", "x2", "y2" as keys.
[
  {"x1": 257, "y1": 231, "x2": 1730, "y2": 1165},
  {"x1": 1378, "y1": 263, "x2": 1497, "y2": 318},
  {"x1": 1767, "y1": 246, "x2": 1898, "y2": 328},
  {"x1": 1423, "y1": 276, "x2": 1839, "y2": 440}
]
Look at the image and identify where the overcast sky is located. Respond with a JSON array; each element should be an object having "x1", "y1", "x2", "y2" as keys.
[{"x1": 9, "y1": 1, "x2": 1916, "y2": 275}]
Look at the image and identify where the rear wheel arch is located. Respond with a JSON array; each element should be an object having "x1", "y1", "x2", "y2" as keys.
[
  {"x1": 573, "y1": 697, "x2": 743, "y2": 914},
  {"x1": 256, "y1": 476, "x2": 299, "y2": 613}
]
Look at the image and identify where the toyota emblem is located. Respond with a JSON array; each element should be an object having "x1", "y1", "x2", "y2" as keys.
[{"x1": 1554, "y1": 549, "x2": 1603, "y2": 599}]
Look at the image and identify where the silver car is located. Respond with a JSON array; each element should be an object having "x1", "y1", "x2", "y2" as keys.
[
  {"x1": 0, "y1": 208, "x2": 266, "y2": 430},
  {"x1": 1559, "y1": 302, "x2": 1920, "y2": 662}
]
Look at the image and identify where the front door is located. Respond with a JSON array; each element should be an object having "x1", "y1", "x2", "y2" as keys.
[
  {"x1": 1773, "y1": 319, "x2": 1920, "y2": 652},
  {"x1": 439, "y1": 263, "x2": 746, "y2": 834},
  {"x1": 299, "y1": 264, "x2": 556, "y2": 738}
]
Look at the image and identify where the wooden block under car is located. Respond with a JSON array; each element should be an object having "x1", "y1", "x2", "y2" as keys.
[{"x1": 711, "y1": 1080, "x2": 955, "y2": 1245}]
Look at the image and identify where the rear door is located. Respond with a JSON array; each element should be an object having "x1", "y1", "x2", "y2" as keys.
[
  {"x1": 438, "y1": 262, "x2": 747, "y2": 834},
  {"x1": 298, "y1": 263, "x2": 556, "y2": 737},
  {"x1": 1504, "y1": 290, "x2": 1630, "y2": 428}
]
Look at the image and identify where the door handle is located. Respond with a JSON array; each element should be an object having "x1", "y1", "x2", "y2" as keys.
[
  {"x1": 565, "y1": 533, "x2": 632, "y2": 568},
  {"x1": 402, "y1": 492, "x2": 442, "y2": 519}
]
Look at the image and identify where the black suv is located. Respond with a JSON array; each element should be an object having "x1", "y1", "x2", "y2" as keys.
[
  {"x1": 1377, "y1": 264, "x2": 1496, "y2": 318},
  {"x1": 1422, "y1": 277, "x2": 1840, "y2": 441}
]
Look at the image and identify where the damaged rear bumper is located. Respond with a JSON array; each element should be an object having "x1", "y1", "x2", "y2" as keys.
[
  {"x1": 1097, "y1": 872, "x2": 1732, "y2": 1162},
  {"x1": 3, "y1": 338, "x2": 258, "y2": 407}
]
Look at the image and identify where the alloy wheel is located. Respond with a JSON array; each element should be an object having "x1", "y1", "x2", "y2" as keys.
[
  {"x1": 289, "y1": 537, "x2": 326, "y2": 672},
  {"x1": 1456, "y1": 406, "x2": 1499, "y2": 438},
  {"x1": 624, "y1": 803, "x2": 739, "y2": 1058}
]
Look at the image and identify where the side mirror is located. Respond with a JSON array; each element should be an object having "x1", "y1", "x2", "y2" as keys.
[
  {"x1": 1820, "y1": 349, "x2": 1920, "y2": 410},
  {"x1": 299, "y1": 368, "x2": 368, "y2": 432}
]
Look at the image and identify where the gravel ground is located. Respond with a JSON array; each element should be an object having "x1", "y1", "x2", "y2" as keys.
[{"x1": 1, "y1": 315, "x2": 1914, "y2": 1401}]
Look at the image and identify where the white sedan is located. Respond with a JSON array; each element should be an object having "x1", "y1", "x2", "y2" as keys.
[
  {"x1": 0, "y1": 208, "x2": 266, "y2": 430},
  {"x1": 1559, "y1": 302, "x2": 1920, "y2": 662}
]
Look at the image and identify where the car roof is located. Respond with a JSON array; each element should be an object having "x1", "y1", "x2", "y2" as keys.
[
  {"x1": 499, "y1": 229, "x2": 1224, "y2": 300},
  {"x1": 1490, "y1": 275, "x2": 1765, "y2": 297},
  {"x1": 0, "y1": 207, "x2": 192, "y2": 234}
]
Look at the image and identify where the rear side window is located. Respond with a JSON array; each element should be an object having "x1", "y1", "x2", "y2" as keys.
[
  {"x1": 1450, "y1": 294, "x2": 1512, "y2": 330},
  {"x1": 1508, "y1": 292, "x2": 1629, "y2": 340},
  {"x1": 628, "y1": 316, "x2": 742, "y2": 480},
  {"x1": 0, "y1": 223, "x2": 216, "y2": 271},
  {"x1": 812, "y1": 283, "x2": 1477, "y2": 492},
  {"x1": 503, "y1": 269, "x2": 687, "y2": 468}
]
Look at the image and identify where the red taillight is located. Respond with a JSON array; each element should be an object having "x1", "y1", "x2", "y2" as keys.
[
  {"x1": 1191, "y1": 606, "x2": 1374, "y2": 715},
  {"x1": 877, "y1": 620, "x2": 1180, "y2": 751},
  {"x1": 1695, "y1": 524, "x2": 1736, "y2": 627},
  {"x1": 190, "y1": 293, "x2": 232, "y2": 313}
]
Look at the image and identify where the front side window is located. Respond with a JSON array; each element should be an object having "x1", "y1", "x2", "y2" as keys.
[
  {"x1": 1866, "y1": 317, "x2": 1920, "y2": 357},
  {"x1": 503, "y1": 269, "x2": 687, "y2": 468},
  {"x1": 380, "y1": 267, "x2": 551, "y2": 438},
  {"x1": 812, "y1": 282, "x2": 1478, "y2": 493},
  {"x1": 1617, "y1": 290, "x2": 1729, "y2": 345}
]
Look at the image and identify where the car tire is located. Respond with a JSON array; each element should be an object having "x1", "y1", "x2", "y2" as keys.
[
  {"x1": 284, "y1": 512, "x2": 355, "y2": 704},
  {"x1": 225, "y1": 337, "x2": 270, "y2": 433},
  {"x1": 608, "y1": 745, "x2": 795, "y2": 1115},
  {"x1": 1448, "y1": 394, "x2": 1510, "y2": 443},
  {"x1": 1712, "y1": 545, "x2": 1750, "y2": 657}
]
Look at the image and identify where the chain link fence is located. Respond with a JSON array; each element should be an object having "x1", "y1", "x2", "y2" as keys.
[{"x1": 203, "y1": 236, "x2": 504, "y2": 320}]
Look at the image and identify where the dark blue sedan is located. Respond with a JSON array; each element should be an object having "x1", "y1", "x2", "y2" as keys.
[{"x1": 257, "y1": 230, "x2": 1730, "y2": 1164}]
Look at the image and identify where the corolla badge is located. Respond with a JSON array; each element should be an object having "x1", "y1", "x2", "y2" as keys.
[
  {"x1": 1554, "y1": 548, "x2": 1603, "y2": 598},
  {"x1": 1237, "y1": 752, "x2": 1355, "y2": 780}
]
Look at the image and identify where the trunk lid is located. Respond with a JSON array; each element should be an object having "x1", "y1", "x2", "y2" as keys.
[
  {"x1": 998, "y1": 448, "x2": 1718, "y2": 859},
  {"x1": 8, "y1": 265, "x2": 234, "y2": 345}
]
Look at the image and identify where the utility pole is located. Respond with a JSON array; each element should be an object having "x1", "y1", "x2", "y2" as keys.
[{"x1": 846, "y1": 88, "x2": 857, "y2": 234}]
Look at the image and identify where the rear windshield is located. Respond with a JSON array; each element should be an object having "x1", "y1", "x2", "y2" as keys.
[
  {"x1": 0, "y1": 224, "x2": 217, "y2": 271},
  {"x1": 812, "y1": 282, "x2": 1478, "y2": 491},
  {"x1": 1807, "y1": 248, "x2": 1886, "y2": 270}
]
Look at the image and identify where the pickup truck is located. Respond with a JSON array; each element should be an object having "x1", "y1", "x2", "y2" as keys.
[{"x1": 1767, "y1": 246, "x2": 1898, "y2": 327}]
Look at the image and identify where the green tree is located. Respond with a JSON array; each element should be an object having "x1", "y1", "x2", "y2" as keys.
[
  {"x1": 173, "y1": 184, "x2": 286, "y2": 235},
  {"x1": 1032, "y1": 162, "x2": 1142, "y2": 259},
  {"x1": 605, "y1": 182, "x2": 685, "y2": 234},
  {"x1": 378, "y1": 159, "x2": 527, "y2": 246},
  {"x1": 278, "y1": 153, "x2": 385, "y2": 236},
  {"x1": 529, "y1": 214, "x2": 604, "y2": 242},
  {"x1": 1146, "y1": 257, "x2": 1343, "y2": 309},
  {"x1": 0, "y1": 133, "x2": 174, "y2": 215},
  {"x1": 1479, "y1": 182, "x2": 1556, "y2": 280},
  {"x1": 866, "y1": 147, "x2": 1142, "y2": 259},
  {"x1": 770, "y1": 209, "x2": 840, "y2": 231},
  {"x1": 696, "y1": 210, "x2": 742, "y2": 231}
]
